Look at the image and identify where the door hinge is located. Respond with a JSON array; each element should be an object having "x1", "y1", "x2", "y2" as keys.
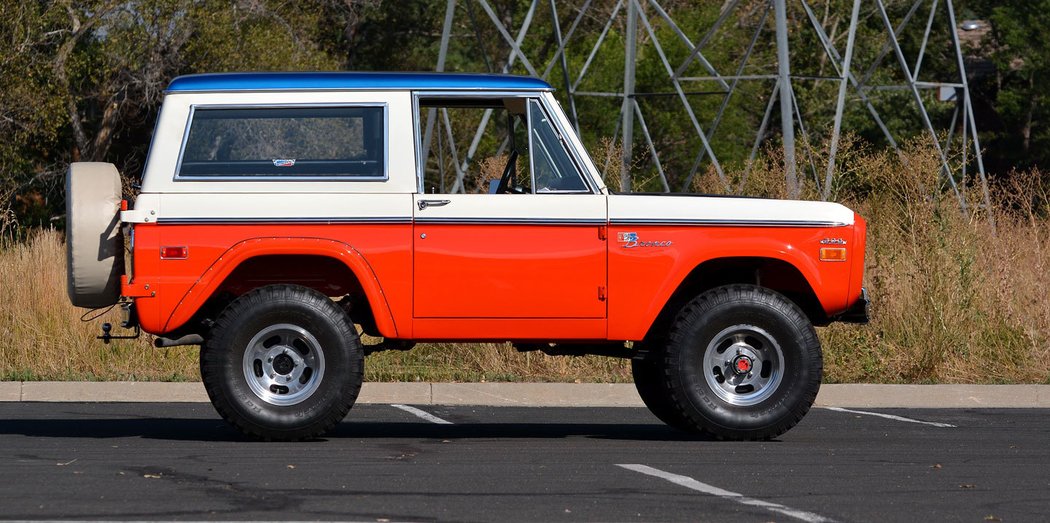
[
  {"x1": 598, "y1": 286, "x2": 607, "y2": 301},
  {"x1": 598, "y1": 225, "x2": 607, "y2": 241}
]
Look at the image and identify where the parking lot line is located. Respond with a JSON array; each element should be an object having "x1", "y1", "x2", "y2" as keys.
[
  {"x1": 390, "y1": 404, "x2": 453, "y2": 424},
  {"x1": 823, "y1": 407, "x2": 956, "y2": 428},
  {"x1": 617, "y1": 464, "x2": 834, "y2": 523}
]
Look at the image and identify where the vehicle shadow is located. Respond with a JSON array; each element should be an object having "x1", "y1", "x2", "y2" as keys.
[
  {"x1": 0, "y1": 418, "x2": 718, "y2": 442},
  {"x1": 334, "y1": 421, "x2": 718, "y2": 442}
]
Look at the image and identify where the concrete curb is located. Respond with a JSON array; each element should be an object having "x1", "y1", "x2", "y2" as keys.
[
  {"x1": 815, "y1": 384, "x2": 1049, "y2": 408},
  {"x1": 1, "y1": 381, "x2": 1048, "y2": 408}
]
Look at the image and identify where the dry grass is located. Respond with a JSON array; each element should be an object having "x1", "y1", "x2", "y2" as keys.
[
  {"x1": 3, "y1": 140, "x2": 1050, "y2": 383},
  {"x1": 834, "y1": 160, "x2": 1050, "y2": 384},
  {"x1": 365, "y1": 340, "x2": 630, "y2": 383},
  {"x1": 0, "y1": 229, "x2": 629, "y2": 382},
  {"x1": 0, "y1": 229, "x2": 198, "y2": 381}
]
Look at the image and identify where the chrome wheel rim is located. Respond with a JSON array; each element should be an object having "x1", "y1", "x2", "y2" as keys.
[
  {"x1": 702, "y1": 325, "x2": 784, "y2": 406},
  {"x1": 242, "y1": 324, "x2": 326, "y2": 406}
]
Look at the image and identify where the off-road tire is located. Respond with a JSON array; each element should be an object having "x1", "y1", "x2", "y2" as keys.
[
  {"x1": 201, "y1": 284, "x2": 364, "y2": 440},
  {"x1": 660, "y1": 284, "x2": 822, "y2": 440},
  {"x1": 631, "y1": 346, "x2": 690, "y2": 430}
]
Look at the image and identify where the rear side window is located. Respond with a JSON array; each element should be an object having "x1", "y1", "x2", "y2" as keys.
[{"x1": 176, "y1": 105, "x2": 386, "y2": 179}]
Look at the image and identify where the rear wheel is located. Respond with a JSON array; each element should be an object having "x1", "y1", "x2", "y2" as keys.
[
  {"x1": 201, "y1": 284, "x2": 363, "y2": 440},
  {"x1": 654, "y1": 284, "x2": 822, "y2": 440}
]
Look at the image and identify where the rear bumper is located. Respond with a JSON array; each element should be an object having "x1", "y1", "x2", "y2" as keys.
[{"x1": 836, "y1": 287, "x2": 870, "y2": 324}]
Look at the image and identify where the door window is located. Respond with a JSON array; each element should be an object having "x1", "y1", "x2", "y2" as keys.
[{"x1": 417, "y1": 96, "x2": 590, "y2": 194}]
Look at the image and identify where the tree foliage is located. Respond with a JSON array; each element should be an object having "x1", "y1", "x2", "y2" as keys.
[{"x1": 962, "y1": 0, "x2": 1050, "y2": 172}]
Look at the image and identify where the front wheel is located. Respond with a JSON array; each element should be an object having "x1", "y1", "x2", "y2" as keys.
[
  {"x1": 201, "y1": 285, "x2": 364, "y2": 440},
  {"x1": 657, "y1": 284, "x2": 822, "y2": 440}
]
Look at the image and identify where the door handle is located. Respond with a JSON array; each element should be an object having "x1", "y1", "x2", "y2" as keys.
[{"x1": 418, "y1": 199, "x2": 451, "y2": 210}]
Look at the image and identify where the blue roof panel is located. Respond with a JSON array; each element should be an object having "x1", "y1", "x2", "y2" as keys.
[{"x1": 167, "y1": 72, "x2": 553, "y2": 92}]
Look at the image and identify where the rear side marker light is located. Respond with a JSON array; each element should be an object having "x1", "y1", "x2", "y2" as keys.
[
  {"x1": 160, "y1": 246, "x2": 188, "y2": 260},
  {"x1": 819, "y1": 247, "x2": 847, "y2": 262}
]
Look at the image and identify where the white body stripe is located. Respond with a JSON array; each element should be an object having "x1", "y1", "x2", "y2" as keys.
[
  {"x1": 609, "y1": 194, "x2": 855, "y2": 227},
  {"x1": 158, "y1": 193, "x2": 412, "y2": 222},
  {"x1": 413, "y1": 193, "x2": 606, "y2": 222},
  {"x1": 132, "y1": 192, "x2": 853, "y2": 225}
]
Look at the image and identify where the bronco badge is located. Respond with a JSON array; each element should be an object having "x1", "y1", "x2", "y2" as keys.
[{"x1": 618, "y1": 232, "x2": 672, "y2": 248}]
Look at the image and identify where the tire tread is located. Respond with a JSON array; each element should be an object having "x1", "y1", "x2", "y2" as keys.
[
  {"x1": 201, "y1": 284, "x2": 363, "y2": 441},
  {"x1": 659, "y1": 284, "x2": 822, "y2": 440}
]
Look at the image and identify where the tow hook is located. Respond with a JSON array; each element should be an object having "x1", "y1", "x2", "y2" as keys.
[
  {"x1": 96, "y1": 301, "x2": 142, "y2": 344},
  {"x1": 98, "y1": 322, "x2": 141, "y2": 344}
]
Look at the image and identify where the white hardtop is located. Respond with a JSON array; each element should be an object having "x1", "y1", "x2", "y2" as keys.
[{"x1": 127, "y1": 86, "x2": 850, "y2": 228}]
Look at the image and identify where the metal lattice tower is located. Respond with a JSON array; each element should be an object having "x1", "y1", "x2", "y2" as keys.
[{"x1": 429, "y1": 0, "x2": 990, "y2": 211}]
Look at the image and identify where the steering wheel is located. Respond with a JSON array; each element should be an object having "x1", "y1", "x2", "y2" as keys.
[{"x1": 494, "y1": 150, "x2": 520, "y2": 194}]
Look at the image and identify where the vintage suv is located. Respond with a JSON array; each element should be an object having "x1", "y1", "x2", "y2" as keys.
[{"x1": 65, "y1": 72, "x2": 868, "y2": 441}]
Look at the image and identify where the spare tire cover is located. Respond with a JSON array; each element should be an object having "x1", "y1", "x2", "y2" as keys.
[{"x1": 66, "y1": 162, "x2": 124, "y2": 308}]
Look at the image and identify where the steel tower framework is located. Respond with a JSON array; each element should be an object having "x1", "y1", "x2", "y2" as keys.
[{"x1": 426, "y1": 0, "x2": 990, "y2": 211}]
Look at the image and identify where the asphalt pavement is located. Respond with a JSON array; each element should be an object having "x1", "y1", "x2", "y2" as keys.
[{"x1": 2, "y1": 402, "x2": 1048, "y2": 522}]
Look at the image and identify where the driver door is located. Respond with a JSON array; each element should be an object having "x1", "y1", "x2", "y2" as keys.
[{"x1": 412, "y1": 97, "x2": 607, "y2": 339}]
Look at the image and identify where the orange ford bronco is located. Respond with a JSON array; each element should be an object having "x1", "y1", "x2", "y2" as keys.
[{"x1": 66, "y1": 72, "x2": 868, "y2": 440}]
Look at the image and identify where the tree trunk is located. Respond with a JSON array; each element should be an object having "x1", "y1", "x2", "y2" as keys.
[
  {"x1": 1022, "y1": 74, "x2": 1035, "y2": 153},
  {"x1": 52, "y1": 1, "x2": 120, "y2": 161}
]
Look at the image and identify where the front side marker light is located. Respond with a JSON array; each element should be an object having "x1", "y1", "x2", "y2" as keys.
[
  {"x1": 819, "y1": 247, "x2": 847, "y2": 262},
  {"x1": 160, "y1": 246, "x2": 188, "y2": 260}
]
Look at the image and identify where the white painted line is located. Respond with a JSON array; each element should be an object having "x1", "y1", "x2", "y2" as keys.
[
  {"x1": 823, "y1": 407, "x2": 956, "y2": 428},
  {"x1": 391, "y1": 404, "x2": 453, "y2": 425},
  {"x1": 617, "y1": 464, "x2": 834, "y2": 523}
]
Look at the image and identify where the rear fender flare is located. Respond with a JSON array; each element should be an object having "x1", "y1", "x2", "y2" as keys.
[{"x1": 162, "y1": 237, "x2": 397, "y2": 337}]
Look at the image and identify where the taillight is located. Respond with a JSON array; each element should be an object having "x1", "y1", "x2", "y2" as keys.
[{"x1": 160, "y1": 246, "x2": 188, "y2": 259}]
